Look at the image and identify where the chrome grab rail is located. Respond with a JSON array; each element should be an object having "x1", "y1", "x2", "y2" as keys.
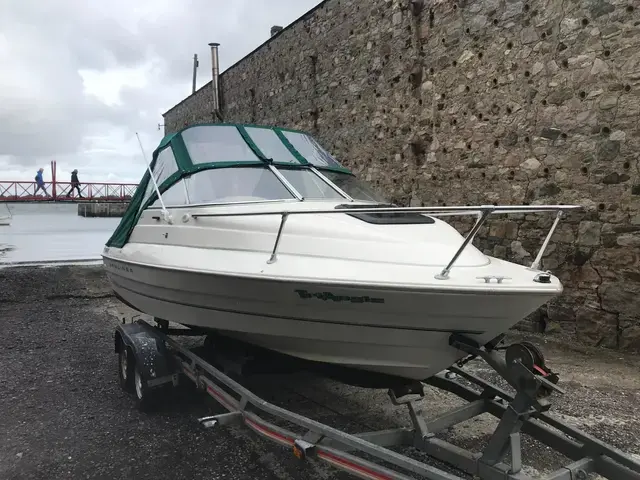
[
  {"x1": 191, "y1": 204, "x2": 581, "y2": 280},
  {"x1": 435, "y1": 209, "x2": 490, "y2": 280}
]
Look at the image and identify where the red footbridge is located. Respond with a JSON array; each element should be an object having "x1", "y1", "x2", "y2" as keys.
[{"x1": 0, "y1": 161, "x2": 138, "y2": 203}]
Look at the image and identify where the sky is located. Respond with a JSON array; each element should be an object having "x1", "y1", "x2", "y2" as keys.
[{"x1": 0, "y1": 0, "x2": 322, "y2": 184}]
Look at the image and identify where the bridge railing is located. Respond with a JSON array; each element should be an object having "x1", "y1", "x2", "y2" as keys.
[{"x1": 0, "y1": 181, "x2": 138, "y2": 201}]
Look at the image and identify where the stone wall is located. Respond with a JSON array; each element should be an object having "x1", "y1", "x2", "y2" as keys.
[{"x1": 163, "y1": 0, "x2": 640, "y2": 350}]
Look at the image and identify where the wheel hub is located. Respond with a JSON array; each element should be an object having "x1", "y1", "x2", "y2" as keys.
[
  {"x1": 120, "y1": 349, "x2": 128, "y2": 380},
  {"x1": 135, "y1": 369, "x2": 143, "y2": 399}
]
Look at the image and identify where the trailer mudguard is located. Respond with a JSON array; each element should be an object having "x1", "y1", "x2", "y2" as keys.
[{"x1": 114, "y1": 321, "x2": 178, "y2": 387}]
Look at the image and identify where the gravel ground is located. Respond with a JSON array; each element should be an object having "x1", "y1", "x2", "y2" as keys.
[{"x1": 0, "y1": 265, "x2": 639, "y2": 480}]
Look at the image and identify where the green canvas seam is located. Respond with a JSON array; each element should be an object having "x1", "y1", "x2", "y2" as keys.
[
  {"x1": 274, "y1": 129, "x2": 309, "y2": 165},
  {"x1": 170, "y1": 135, "x2": 193, "y2": 169},
  {"x1": 235, "y1": 125, "x2": 268, "y2": 161}
]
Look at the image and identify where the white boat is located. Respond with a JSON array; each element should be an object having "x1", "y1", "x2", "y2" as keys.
[{"x1": 102, "y1": 123, "x2": 579, "y2": 385}]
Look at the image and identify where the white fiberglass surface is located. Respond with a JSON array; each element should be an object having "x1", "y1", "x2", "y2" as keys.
[
  {"x1": 120, "y1": 201, "x2": 560, "y2": 292},
  {"x1": 114, "y1": 241, "x2": 558, "y2": 292},
  {"x1": 104, "y1": 267, "x2": 558, "y2": 378}
]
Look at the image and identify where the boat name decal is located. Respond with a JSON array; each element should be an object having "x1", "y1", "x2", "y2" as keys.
[
  {"x1": 294, "y1": 289, "x2": 385, "y2": 304},
  {"x1": 104, "y1": 259, "x2": 134, "y2": 273}
]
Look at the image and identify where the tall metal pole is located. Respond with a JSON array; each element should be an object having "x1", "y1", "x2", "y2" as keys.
[
  {"x1": 192, "y1": 53, "x2": 198, "y2": 94},
  {"x1": 51, "y1": 160, "x2": 57, "y2": 200},
  {"x1": 208, "y1": 42, "x2": 221, "y2": 121}
]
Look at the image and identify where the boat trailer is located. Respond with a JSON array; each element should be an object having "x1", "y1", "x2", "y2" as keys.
[{"x1": 114, "y1": 318, "x2": 640, "y2": 480}]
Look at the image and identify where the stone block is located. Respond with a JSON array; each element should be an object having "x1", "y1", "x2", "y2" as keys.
[
  {"x1": 616, "y1": 233, "x2": 640, "y2": 247},
  {"x1": 547, "y1": 302, "x2": 577, "y2": 324},
  {"x1": 488, "y1": 220, "x2": 519, "y2": 239},
  {"x1": 552, "y1": 224, "x2": 576, "y2": 244},
  {"x1": 521, "y1": 158, "x2": 541, "y2": 171},
  {"x1": 575, "y1": 304, "x2": 618, "y2": 348},
  {"x1": 600, "y1": 282, "x2": 640, "y2": 317},
  {"x1": 619, "y1": 316, "x2": 640, "y2": 351},
  {"x1": 597, "y1": 140, "x2": 621, "y2": 161},
  {"x1": 578, "y1": 221, "x2": 601, "y2": 246}
]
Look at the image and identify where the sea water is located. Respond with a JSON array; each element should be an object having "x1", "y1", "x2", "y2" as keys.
[{"x1": 0, "y1": 203, "x2": 121, "y2": 266}]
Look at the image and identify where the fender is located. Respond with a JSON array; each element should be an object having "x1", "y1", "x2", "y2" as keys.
[{"x1": 114, "y1": 321, "x2": 179, "y2": 388}]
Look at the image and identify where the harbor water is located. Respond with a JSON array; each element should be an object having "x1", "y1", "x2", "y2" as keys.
[{"x1": 0, "y1": 203, "x2": 121, "y2": 266}]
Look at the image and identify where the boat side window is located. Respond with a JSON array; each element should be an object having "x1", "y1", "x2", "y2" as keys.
[
  {"x1": 150, "y1": 179, "x2": 189, "y2": 207},
  {"x1": 245, "y1": 127, "x2": 299, "y2": 164},
  {"x1": 277, "y1": 168, "x2": 343, "y2": 199},
  {"x1": 182, "y1": 126, "x2": 260, "y2": 164},
  {"x1": 281, "y1": 131, "x2": 344, "y2": 169},
  {"x1": 184, "y1": 167, "x2": 295, "y2": 204},
  {"x1": 322, "y1": 171, "x2": 388, "y2": 203},
  {"x1": 141, "y1": 146, "x2": 180, "y2": 209}
]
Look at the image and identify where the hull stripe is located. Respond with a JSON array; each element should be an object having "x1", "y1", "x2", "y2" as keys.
[{"x1": 112, "y1": 281, "x2": 486, "y2": 335}]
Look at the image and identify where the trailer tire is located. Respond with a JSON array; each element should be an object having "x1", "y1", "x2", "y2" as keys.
[
  {"x1": 133, "y1": 361, "x2": 172, "y2": 412},
  {"x1": 133, "y1": 362, "x2": 157, "y2": 412},
  {"x1": 118, "y1": 342, "x2": 135, "y2": 393}
]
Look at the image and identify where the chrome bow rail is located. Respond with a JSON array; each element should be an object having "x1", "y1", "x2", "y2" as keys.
[{"x1": 190, "y1": 204, "x2": 582, "y2": 280}]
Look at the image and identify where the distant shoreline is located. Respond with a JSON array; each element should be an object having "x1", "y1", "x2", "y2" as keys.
[{"x1": 0, "y1": 258, "x2": 103, "y2": 269}]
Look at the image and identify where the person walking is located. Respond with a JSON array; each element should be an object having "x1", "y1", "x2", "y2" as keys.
[
  {"x1": 34, "y1": 168, "x2": 50, "y2": 197},
  {"x1": 67, "y1": 169, "x2": 83, "y2": 198}
]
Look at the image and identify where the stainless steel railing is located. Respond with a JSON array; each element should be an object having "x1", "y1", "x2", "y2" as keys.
[{"x1": 189, "y1": 204, "x2": 582, "y2": 280}]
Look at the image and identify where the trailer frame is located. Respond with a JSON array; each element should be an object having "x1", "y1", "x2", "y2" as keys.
[{"x1": 114, "y1": 318, "x2": 640, "y2": 480}]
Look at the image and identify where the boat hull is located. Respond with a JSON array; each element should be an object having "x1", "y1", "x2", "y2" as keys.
[{"x1": 103, "y1": 254, "x2": 557, "y2": 382}]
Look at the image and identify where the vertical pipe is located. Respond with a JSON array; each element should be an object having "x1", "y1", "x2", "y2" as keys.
[
  {"x1": 51, "y1": 160, "x2": 57, "y2": 200},
  {"x1": 192, "y1": 53, "x2": 198, "y2": 94},
  {"x1": 208, "y1": 43, "x2": 221, "y2": 121}
]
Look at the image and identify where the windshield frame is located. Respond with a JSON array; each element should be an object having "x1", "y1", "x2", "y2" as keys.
[{"x1": 144, "y1": 123, "x2": 388, "y2": 210}]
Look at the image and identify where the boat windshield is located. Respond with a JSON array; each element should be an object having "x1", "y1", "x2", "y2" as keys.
[
  {"x1": 144, "y1": 124, "x2": 388, "y2": 208},
  {"x1": 150, "y1": 167, "x2": 389, "y2": 207},
  {"x1": 108, "y1": 124, "x2": 392, "y2": 248},
  {"x1": 277, "y1": 167, "x2": 344, "y2": 200},
  {"x1": 321, "y1": 171, "x2": 387, "y2": 203}
]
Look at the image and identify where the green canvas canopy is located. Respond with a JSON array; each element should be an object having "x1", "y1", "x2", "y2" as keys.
[{"x1": 105, "y1": 123, "x2": 371, "y2": 249}]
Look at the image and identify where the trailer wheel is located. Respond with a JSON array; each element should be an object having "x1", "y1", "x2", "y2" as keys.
[
  {"x1": 133, "y1": 363, "x2": 162, "y2": 412},
  {"x1": 118, "y1": 343, "x2": 135, "y2": 393}
]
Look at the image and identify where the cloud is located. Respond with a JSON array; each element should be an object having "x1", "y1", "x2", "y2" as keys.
[{"x1": 0, "y1": 0, "x2": 322, "y2": 183}]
